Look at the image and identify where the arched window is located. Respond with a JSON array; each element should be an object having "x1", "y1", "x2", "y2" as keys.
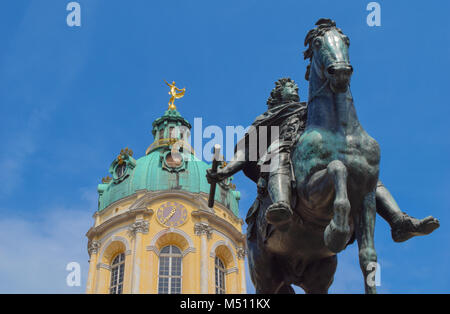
[
  {"x1": 158, "y1": 245, "x2": 182, "y2": 294},
  {"x1": 110, "y1": 253, "x2": 125, "y2": 294},
  {"x1": 215, "y1": 256, "x2": 226, "y2": 294}
]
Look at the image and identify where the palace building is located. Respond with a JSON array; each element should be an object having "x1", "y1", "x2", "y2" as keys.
[{"x1": 85, "y1": 95, "x2": 246, "y2": 294}]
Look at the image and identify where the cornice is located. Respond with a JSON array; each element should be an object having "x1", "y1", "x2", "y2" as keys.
[
  {"x1": 93, "y1": 193, "x2": 139, "y2": 219},
  {"x1": 191, "y1": 210, "x2": 245, "y2": 244},
  {"x1": 86, "y1": 207, "x2": 153, "y2": 240},
  {"x1": 93, "y1": 189, "x2": 243, "y2": 225},
  {"x1": 198, "y1": 192, "x2": 244, "y2": 226}
]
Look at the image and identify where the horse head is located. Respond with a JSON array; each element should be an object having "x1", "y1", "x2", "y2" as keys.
[{"x1": 304, "y1": 18, "x2": 353, "y2": 95}]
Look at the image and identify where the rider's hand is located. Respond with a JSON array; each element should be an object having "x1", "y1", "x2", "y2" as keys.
[{"x1": 206, "y1": 168, "x2": 227, "y2": 184}]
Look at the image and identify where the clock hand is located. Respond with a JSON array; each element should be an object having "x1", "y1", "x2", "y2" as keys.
[{"x1": 162, "y1": 208, "x2": 176, "y2": 224}]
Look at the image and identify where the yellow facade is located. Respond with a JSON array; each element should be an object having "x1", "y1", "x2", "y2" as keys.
[{"x1": 86, "y1": 189, "x2": 247, "y2": 294}]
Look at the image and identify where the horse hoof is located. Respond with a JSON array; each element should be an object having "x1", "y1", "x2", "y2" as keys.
[{"x1": 324, "y1": 220, "x2": 350, "y2": 253}]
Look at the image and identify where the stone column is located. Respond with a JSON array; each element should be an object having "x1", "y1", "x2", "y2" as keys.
[
  {"x1": 237, "y1": 246, "x2": 247, "y2": 294},
  {"x1": 86, "y1": 240, "x2": 100, "y2": 294},
  {"x1": 129, "y1": 218, "x2": 149, "y2": 294},
  {"x1": 194, "y1": 222, "x2": 212, "y2": 294}
]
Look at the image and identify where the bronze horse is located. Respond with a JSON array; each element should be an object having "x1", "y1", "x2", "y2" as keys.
[{"x1": 249, "y1": 19, "x2": 380, "y2": 294}]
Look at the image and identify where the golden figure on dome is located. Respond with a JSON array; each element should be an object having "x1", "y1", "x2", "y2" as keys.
[{"x1": 164, "y1": 80, "x2": 185, "y2": 110}]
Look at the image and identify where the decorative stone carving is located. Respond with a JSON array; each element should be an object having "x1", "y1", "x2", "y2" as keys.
[
  {"x1": 146, "y1": 245, "x2": 159, "y2": 254},
  {"x1": 236, "y1": 246, "x2": 247, "y2": 260},
  {"x1": 128, "y1": 219, "x2": 149, "y2": 236},
  {"x1": 226, "y1": 267, "x2": 239, "y2": 274},
  {"x1": 194, "y1": 222, "x2": 212, "y2": 239},
  {"x1": 96, "y1": 263, "x2": 111, "y2": 271},
  {"x1": 88, "y1": 240, "x2": 101, "y2": 256}
]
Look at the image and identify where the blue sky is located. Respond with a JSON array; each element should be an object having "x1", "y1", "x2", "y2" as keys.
[{"x1": 0, "y1": 0, "x2": 449, "y2": 293}]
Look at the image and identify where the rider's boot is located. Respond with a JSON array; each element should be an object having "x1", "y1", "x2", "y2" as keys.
[
  {"x1": 266, "y1": 154, "x2": 293, "y2": 231},
  {"x1": 390, "y1": 213, "x2": 440, "y2": 242},
  {"x1": 376, "y1": 181, "x2": 440, "y2": 242}
]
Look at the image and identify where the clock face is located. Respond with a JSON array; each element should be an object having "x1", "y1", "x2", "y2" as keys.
[{"x1": 156, "y1": 201, "x2": 188, "y2": 227}]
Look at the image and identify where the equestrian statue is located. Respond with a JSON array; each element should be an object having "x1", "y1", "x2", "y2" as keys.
[{"x1": 206, "y1": 18, "x2": 439, "y2": 294}]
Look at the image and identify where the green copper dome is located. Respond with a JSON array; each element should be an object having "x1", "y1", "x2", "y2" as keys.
[{"x1": 97, "y1": 109, "x2": 240, "y2": 217}]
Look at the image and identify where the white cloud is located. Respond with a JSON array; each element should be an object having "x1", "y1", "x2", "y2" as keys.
[{"x1": 0, "y1": 206, "x2": 92, "y2": 293}]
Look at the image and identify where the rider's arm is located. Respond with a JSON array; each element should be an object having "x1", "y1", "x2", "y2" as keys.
[
  {"x1": 220, "y1": 149, "x2": 246, "y2": 177},
  {"x1": 207, "y1": 144, "x2": 246, "y2": 183}
]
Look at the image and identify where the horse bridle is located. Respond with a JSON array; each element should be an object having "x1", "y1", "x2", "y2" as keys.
[{"x1": 308, "y1": 77, "x2": 330, "y2": 104}]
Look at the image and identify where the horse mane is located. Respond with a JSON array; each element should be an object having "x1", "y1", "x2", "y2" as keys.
[
  {"x1": 303, "y1": 18, "x2": 350, "y2": 81},
  {"x1": 267, "y1": 78, "x2": 300, "y2": 108}
]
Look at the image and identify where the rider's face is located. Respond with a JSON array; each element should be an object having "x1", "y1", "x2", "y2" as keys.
[{"x1": 281, "y1": 83, "x2": 299, "y2": 102}]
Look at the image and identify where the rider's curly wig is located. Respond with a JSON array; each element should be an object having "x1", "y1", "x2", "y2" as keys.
[
  {"x1": 303, "y1": 18, "x2": 350, "y2": 81},
  {"x1": 266, "y1": 78, "x2": 300, "y2": 108}
]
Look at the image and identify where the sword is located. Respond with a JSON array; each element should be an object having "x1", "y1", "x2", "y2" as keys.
[{"x1": 208, "y1": 144, "x2": 221, "y2": 208}]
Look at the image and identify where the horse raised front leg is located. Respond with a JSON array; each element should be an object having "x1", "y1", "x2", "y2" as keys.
[
  {"x1": 324, "y1": 160, "x2": 351, "y2": 253},
  {"x1": 306, "y1": 160, "x2": 351, "y2": 253},
  {"x1": 356, "y1": 191, "x2": 378, "y2": 294}
]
